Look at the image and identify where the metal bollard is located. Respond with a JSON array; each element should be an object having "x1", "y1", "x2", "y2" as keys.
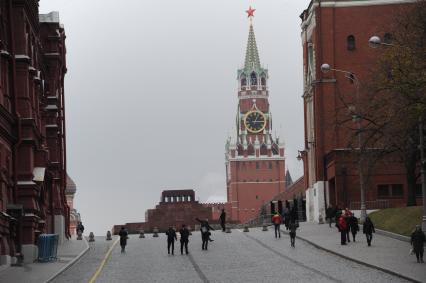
[
  {"x1": 139, "y1": 230, "x2": 145, "y2": 238},
  {"x1": 262, "y1": 224, "x2": 268, "y2": 231},
  {"x1": 243, "y1": 225, "x2": 249, "y2": 232},
  {"x1": 225, "y1": 227, "x2": 232, "y2": 233},
  {"x1": 106, "y1": 231, "x2": 112, "y2": 241},
  {"x1": 153, "y1": 227, "x2": 159, "y2": 237},
  {"x1": 89, "y1": 232, "x2": 95, "y2": 242},
  {"x1": 77, "y1": 230, "x2": 83, "y2": 240}
]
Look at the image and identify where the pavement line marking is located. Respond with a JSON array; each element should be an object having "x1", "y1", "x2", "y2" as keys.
[
  {"x1": 187, "y1": 253, "x2": 210, "y2": 283},
  {"x1": 241, "y1": 231, "x2": 343, "y2": 283},
  {"x1": 88, "y1": 237, "x2": 119, "y2": 283}
]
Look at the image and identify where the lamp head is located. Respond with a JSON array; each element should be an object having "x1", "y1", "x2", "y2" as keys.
[
  {"x1": 320, "y1": 63, "x2": 331, "y2": 73},
  {"x1": 368, "y1": 36, "x2": 381, "y2": 48}
]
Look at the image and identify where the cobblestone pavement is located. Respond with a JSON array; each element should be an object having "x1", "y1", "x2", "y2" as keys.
[
  {"x1": 52, "y1": 236, "x2": 116, "y2": 283},
  {"x1": 292, "y1": 222, "x2": 426, "y2": 282},
  {"x1": 58, "y1": 228, "x2": 410, "y2": 283}
]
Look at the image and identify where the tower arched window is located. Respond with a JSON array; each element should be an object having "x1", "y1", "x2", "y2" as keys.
[
  {"x1": 241, "y1": 77, "x2": 247, "y2": 88},
  {"x1": 250, "y1": 72, "x2": 257, "y2": 86},
  {"x1": 347, "y1": 35, "x2": 356, "y2": 51},
  {"x1": 260, "y1": 144, "x2": 267, "y2": 155},
  {"x1": 247, "y1": 144, "x2": 255, "y2": 156},
  {"x1": 237, "y1": 144, "x2": 244, "y2": 156},
  {"x1": 261, "y1": 77, "x2": 266, "y2": 86}
]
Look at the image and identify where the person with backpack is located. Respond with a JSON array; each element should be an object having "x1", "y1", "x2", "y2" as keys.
[
  {"x1": 165, "y1": 226, "x2": 177, "y2": 255},
  {"x1": 271, "y1": 212, "x2": 282, "y2": 238}
]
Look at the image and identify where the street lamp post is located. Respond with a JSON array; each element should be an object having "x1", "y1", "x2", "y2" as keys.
[
  {"x1": 320, "y1": 63, "x2": 367, "y2": 222},
  {"x1": 369, "y1": 35, "x2": 426, "y2": 231}
]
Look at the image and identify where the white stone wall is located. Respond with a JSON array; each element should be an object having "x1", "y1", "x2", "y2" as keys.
[
  {"x1": 306, "y1": 181, "x2": 327, "y2": 223},
  {"x1": 54, "y1": 215, "x2": 65, "y2": 245}
]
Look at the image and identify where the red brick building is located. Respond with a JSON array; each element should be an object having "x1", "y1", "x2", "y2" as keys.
[
  {"x1": 0, "y1": 1, "x2": 68, "y2": 265},
  {"x1": 113, "y1": 190, "x2": 214, "y2": 234},
  {"x1": 299, "y1": 0, "x2": 421, "y2": 222},
  {"x1": 225, "y1": 13, "x2": 286, "y2": 224},
  {"x1": 65, "y1": 175, "x2": 80, "y2": 237}
]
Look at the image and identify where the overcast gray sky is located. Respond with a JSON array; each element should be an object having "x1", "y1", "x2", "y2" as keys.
[{"x1": 40, "y1": 0, "x2": 308, "y2": 235}]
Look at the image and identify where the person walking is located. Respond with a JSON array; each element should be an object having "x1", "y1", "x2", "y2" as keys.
[
  {"x1": 337, "y1": 214, "x2": 347, "y2": 245},
  {"x1": 179, "y1": 224, "x2": 190, "y2": 255},
  {"x1": 411, "y1": 225, "x2": 426, "y2": 263},
  {"x1": 219, "y1": 209, "x2": 226, "y2": 232},
  {"x1": 166, "y1": 226, "x2": 177, "y2": 255},
  {"x1": 283, "y1": 208, "x2": 290, "y2": 230},
  {"x1": 344, "y1": 209, "x2": 352, "y2": 243},
  {"x1": 326, "y1": 205, "x2": 335, "y2": 228},
  {"x1": 76, "y1": 222, "x2": 85, "y2": 235},
  {"x1": 271, "y1": 212, "x2": 282, "y2": 238},
  {"x1": 196, "y1": 218, "x2": 214, "y2": 250},
  {"x1": 289, "y1": 221, "x2": 297, "y2": 247},
  {"x1": 349, "y1": 215, "x2": 359, "y2": 242},
  {"x1": 363, "y1": 216, "x2": 375, "y2": 246},
  {"x1": 118, "y1": 226, "x2": 128, "y2": 253}
]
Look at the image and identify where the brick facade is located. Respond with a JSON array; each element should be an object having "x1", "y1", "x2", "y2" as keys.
[
  {"x1": 0, "y1": 1, "x2": 68, "y2": 264},
  {"x1": 299, "y1": 0, "x2": 421, "y2": 222}
]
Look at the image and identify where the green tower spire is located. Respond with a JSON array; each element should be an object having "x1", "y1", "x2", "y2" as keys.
[{"x1": 244, "y1": 23, "x2": 261, "y2": 71}]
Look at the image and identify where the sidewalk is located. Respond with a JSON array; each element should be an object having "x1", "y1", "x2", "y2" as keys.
[
  {"x1": 290, "y1": 222, "x2": 426, "y2": 283},
  {"x1": 0, "y1": 236, "x2": 89, "y2": 283}
]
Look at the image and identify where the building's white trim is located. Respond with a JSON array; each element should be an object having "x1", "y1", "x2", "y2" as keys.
[
  {"x1": 319, "y1": 0, "x2": 417, "y2": 8},
  {"x1": 230, "y1": 181, "x2": 285, "y2": 185},
  {"x1": 17, "y1": 181, "x2": 36, "y2": 186},
  {"x1": 229, "y1": 156, "x2": 285, "y2": 161}
]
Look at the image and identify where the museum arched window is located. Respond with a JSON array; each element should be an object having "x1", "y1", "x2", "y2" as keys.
[
  {"x1": 384, "y1": 33, "x2": 393, "y2": 44},
  {"x1": 347, "y1": 35, "x2": 356, "y2": 51},
  {"x1": 250, "y1": 72, "x2": 257, "y2": 86}
]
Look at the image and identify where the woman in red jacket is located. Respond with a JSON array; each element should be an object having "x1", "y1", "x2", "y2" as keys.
[
  {"x1": 272, "y1": 213, "x2": 282, "y2": 238},
  {"x1": 338, "y1": 215, "x2": 347, "y2": 245}
]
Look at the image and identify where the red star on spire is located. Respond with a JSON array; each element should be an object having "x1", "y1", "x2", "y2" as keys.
[{"x1": 246, "y1": 6, "x2": 256, "y2": 18}]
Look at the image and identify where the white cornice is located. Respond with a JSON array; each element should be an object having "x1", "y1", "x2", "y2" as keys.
[
  {"x1": 228, "y1": 156, "x2": 285, "y2": 162},
  {"x1": 310, "y1": 0, "x2": 415, "y2": 11}
]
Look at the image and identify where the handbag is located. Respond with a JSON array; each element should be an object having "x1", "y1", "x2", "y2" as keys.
[{"x1": 409, "y1": 248, "x2": 414, "y2": 255}]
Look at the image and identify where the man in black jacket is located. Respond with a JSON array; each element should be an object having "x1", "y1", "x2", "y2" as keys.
[
  {"x1": 118, "y1": 226, "x2": 128, "y2": 253},
  {"x1": 411, "y1": 225, "x2": 426, "y2": 263},
  {"x1": 196, "y1": 218, "x2": 214, "y2": 250},
  {"x1": 179, "y1": 224, "x2": 190, "y2": 255},
  {"x1": 165, "y1": 226, "x2": 177, "y2": 255},
  {"x1": 219, "y1": 209, "x2": 226, "y2": 232},
  {"x1": 363, "y1": 216, "x2": 375, "y2": 246}
]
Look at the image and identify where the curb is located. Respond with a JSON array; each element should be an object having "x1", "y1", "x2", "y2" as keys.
[
  {"x1": 281, "y1": 229, "x2": 420, "y2": 283},
  {"x1": 357, "y1": 224, "x2": 411, "y2": 243},
  {"x1": 44, "y1": 237, "x2": 90, "y2": 283}
]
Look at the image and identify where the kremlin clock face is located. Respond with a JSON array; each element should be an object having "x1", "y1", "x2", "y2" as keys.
[{"x1": 244, "y1": 110, "x2": 266, "y2": 133}]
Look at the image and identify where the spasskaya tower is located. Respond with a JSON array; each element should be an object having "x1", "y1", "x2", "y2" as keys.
[{"x1": 225, "y1": 7, "x2": 286, "y2": 223}]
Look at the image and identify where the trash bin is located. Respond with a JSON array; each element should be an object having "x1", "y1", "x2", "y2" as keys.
[{"x1": 37, "y1": 234, "x2": 59, "y2": 262}]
